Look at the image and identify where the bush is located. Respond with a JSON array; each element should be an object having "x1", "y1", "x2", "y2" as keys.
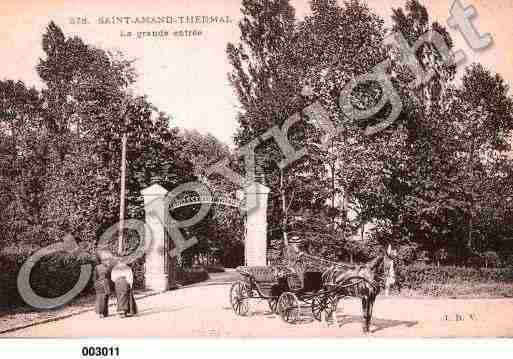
[
  {"x1": 176, "y1": 264, "x2": 209, "y2": 285},
  {"x1": 204, "y1": 265, "x2": 225, "y2": 273},
  {"x1": 397, "y1": 244, "x2": 419, "y2": 264},
  {"x1": 0, "y1": 247, "x2": 95, "y2": 310},
  {"x1": 482, "y1": 251, "x2": 500, "y2": 268},
  {"x1": 395, "y1": 263, "x2": 513, "y2": 296}
]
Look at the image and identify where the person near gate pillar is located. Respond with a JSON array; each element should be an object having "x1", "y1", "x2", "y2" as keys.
[
  {"x1": 110, "y1": 262, "x2": 138, "y2": 317},
  {"x1": 94, "y1": 260, "x2": 111, "y2": 318}
]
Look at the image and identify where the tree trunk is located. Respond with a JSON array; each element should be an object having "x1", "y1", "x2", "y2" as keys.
[
  {"x1": 330, "y1": 138, "x2": 336, "y2": 235},
  {"x1": 118, "y1": 132, "x2": 127, "y2": 255},
  {"x1": 280, "y1": 168, "x2": 288, "y2": 247},
  {"x1": 467, "y1": 142, "x2": 475, "y2": 253}
]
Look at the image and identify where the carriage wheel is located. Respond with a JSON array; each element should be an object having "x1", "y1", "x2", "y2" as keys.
[
  {"x1": 268, "y1": 298, "x2": 278, "y2": 313},
  {"x1": 312, "y1": 295, "x2": 338, "y2": 322},
  {"x1": 230, "y1": 281, "x2": 250, "y2": 316},
  {"x1": 277, "y1": 292, "x2": 300, "y2": 324}
]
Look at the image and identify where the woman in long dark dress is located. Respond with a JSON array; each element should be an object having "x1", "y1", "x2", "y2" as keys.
[
  {"x1": 110, "y1": 263, "x2": 137, "y2": 317},
  {"x1": 94, "y1": 263, "x2": 111, "y2": 318}
]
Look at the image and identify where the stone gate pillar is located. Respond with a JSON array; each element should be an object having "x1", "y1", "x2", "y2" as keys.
[
  {"x1": 244, "y1": 182, "x2": 270, "y2": 266},
  {"x1": 141, "y1": 184, "x2": 175, "y2": 292}
]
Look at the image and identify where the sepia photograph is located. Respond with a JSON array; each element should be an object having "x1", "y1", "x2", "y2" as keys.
[{"x1": 1, "y1": 0, "x2": 513, "y2": 347}]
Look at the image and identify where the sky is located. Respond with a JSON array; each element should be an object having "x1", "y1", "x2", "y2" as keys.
[{"x1": 0, "y1": 0, "x2": 512, "y2": 146}]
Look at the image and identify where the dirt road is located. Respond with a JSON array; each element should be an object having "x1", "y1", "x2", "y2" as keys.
[{"x1": 2, "y1": 283, "x2": 512, "y2": 337}]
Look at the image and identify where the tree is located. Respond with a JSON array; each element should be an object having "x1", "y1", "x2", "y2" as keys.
[
  {"x1": 1, "y1": 22, "x2": 196, "y2": 256},
  {"x1": 370, "y1": 2, "x2": 513, "y2": 263},
  {"x1": 35, "y1": 22, "x2": 139, "y2": 251},
  {"x1": 228, "y1": 0, "x2": 396, "y2": 257},
  {"x1": 227, "y1": 0, "x2": 513, "y2": 265},
  {"x1": 447, "y1": 64, "x2": 513, "y2": 257},
  {"x1": 178, "y1": 129, "x2": 244, "y2": 266},
  {"x1": 0, "y1": 80, "x2": 44, "y2": 248},
  {"x1": 227, "y1": 0, "x2": 329, "y2": 252}
]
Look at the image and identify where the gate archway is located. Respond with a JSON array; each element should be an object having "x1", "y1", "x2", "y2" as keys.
[{"x1": 141, "y1": 181, "x2": 269, "y2": 292}]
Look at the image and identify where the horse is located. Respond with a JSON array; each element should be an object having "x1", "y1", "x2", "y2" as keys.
[{"x1": 322, "y1": 244, "x2": 397, "y2": 333}]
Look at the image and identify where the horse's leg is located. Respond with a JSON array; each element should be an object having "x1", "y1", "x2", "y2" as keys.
[
  {"x1": 330, "y1": 296, "x2": 339, "y2": 326},
  {"x1": 325, "y1": 295, "x2": 338, "y2": 327},
  {"x1": 366, "y1": 296, "x2": 375, "y2": 333},
  {"x1": 361, "y1": 296, "x2": 369, "y2": 333}
]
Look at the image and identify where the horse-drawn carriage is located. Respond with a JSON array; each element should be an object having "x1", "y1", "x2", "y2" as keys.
[{"x1": 229, "y1": 245, "x2": 396, "y2": 332}]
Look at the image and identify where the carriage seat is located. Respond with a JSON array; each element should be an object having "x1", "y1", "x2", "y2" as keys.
[{"x1": 236, "y1": 266, "x2": 277, "y2": 283}]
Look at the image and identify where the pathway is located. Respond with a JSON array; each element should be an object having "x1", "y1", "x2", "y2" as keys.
[{"x1": 3, "y1": 282, "x2": 512, "y2": 337}]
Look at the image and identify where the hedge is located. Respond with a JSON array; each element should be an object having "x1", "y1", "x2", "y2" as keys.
[
  {"x1": 176, "y1": 264, "x2": 209, "y2": 285},
  {"x1": 396, "y1": 263, "x2": 513, "y2": 291},
  {"x1": 0, "y1": 246, "x2": 210, "y2": 311},
  {"x1": 0, "y1": 249, "x2": 95, "y2": 310},
  {"x1": 204, "y1": 264, "x2": 225, "y2": 273},
  {"x1": 0, "y1": 248, "x2": 146, "y2": 311}
]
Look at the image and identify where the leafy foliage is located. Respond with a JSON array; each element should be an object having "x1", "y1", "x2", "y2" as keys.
[
  {"x1": 0, "y1": 23, "x2": 203, "y2": 308},
  {"x1": 227, "y1": 0, "x2": 513, "y2": 265}
]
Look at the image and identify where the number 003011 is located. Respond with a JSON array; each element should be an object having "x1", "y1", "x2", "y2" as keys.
[{"x1": 82, "y1": 346, "x2": 119, "y2": 356}]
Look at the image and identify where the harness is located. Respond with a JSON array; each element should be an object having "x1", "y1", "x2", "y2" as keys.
[
  {"x1": 322, "y1": 256, "x2": 394, "y2": 293},
  {"x1": 284, "y1": 245, "x2": 395, "y2": 293}
]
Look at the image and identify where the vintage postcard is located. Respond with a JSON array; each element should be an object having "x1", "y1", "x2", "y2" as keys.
[{"x1": 1, "y1": 0, "x2": 513, "y2": 344}]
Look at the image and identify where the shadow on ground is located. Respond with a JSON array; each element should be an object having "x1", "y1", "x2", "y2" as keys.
[
  {"x1": 132, "y1": 306, "x2": 191, "y2": 318},
  {"x1": 334, "y1": 314, "x2": 419, "y2": 333},
  {"x1": 224, "y1": 303, "x2": 419, "y2": 333}
]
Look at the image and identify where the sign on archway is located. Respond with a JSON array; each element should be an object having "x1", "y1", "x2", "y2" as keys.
[{"x1": 140, "y1": 182, "x2": 269, "y2": 292}]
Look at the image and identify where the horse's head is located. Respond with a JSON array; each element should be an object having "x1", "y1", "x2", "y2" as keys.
[
  {"x1": 383, "y1": 244, "x2": 397, "y2": 293},
  {"x1": 368, "y1": 244, "x2": 397, "y2": 292}
]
